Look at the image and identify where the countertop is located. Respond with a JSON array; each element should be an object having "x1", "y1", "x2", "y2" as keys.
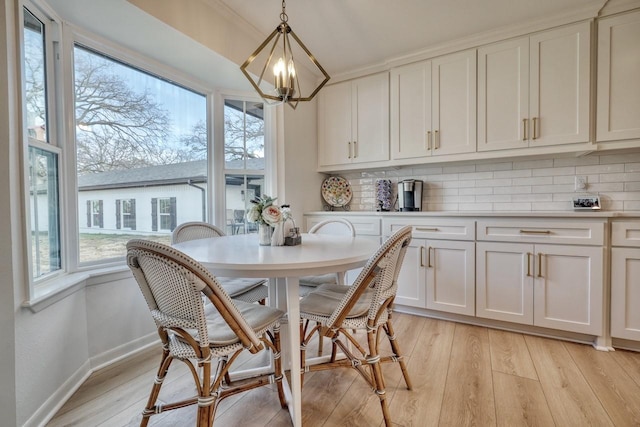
[{"x1": 304, "y1": 210, "x2": 640, "y2": 218}]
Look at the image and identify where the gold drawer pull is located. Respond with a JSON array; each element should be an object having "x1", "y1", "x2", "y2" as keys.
[
  {"x1": 416, "y1": 227, "x2": 439, "y2": 232},
  {"x1": 519, "y1": 229, "x2": 551, "y2": 235},
  {"x1": 537, "y1": 253, "x2": 543, "y2": 278},
  {"x1": 420, "y1": 246, "x2": 425, "y2": 267},
  {"x1": 526, "y1": 252, "x2": 532, "y2": 277}
]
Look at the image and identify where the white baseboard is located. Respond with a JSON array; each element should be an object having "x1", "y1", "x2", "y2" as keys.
[
  {"x1": 24, "y1": 360, "x2": 92, "y2": 427},
  {"x1": 26, "y1": 332, "x2": 158, "y2": 427},
  {"x1": 90, "y1": 332, "x2": 158, "y2": 372}
]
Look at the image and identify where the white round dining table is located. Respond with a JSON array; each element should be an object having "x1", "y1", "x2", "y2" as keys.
[{"x1": 172, "y1": 233, "x2": 380, "y2": 427}]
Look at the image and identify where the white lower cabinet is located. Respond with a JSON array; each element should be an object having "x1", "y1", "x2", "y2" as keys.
[
  {"x1": 611, "y1": 221, "x2": 640, "y2": 341},
  {"x1": 396, "y1": 239, "x2": 475, "y2": 315},
  {"x1": 384, "y1": 218, "x2": 476, "y2": 315},
  {"x1": 476, "y1": 242, "x2": 603, "y2": 335}
]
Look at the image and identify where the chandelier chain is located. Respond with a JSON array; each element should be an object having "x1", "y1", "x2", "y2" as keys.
[{"x1": 280, "y1": 0, "x2": 288, "y2": 23}]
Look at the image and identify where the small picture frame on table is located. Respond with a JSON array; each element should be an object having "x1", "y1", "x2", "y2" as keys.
[{"x1": 572, "y1": 195, "x2": 601, "y2": 211}]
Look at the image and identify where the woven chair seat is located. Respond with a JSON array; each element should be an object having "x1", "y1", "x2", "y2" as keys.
[
  {"x1": 300, "y1": 283, "x2": 374, "y2": 318},
  {"x1": 166, "y1": 300, "x2": 283, "y2": 359},
  {"x1": 299, "y1": 273, "x2": 338, "y2": 287},
  {"x1": 218, "y1": 277, "x2": 269, "y2": 302}
]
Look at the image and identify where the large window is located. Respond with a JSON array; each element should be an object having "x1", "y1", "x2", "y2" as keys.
[
  {"x1": 22, "y1": 5, "x2": 62, "y2": 282},
  {"x1": 18, "y1": 3, "x2": 276, "y2": 299},
  {"x1": 74, "y1": 45, "x2": 207, "y2": 264},
  {"x1": 223, "y1": 99, "x2": 266, "y2": 235}
]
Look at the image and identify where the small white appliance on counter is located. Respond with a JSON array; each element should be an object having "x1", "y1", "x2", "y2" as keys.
[{"x1": 398, "y1": 179, "x2": 422, "y2": 211}]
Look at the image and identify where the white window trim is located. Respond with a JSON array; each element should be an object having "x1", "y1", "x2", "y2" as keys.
[
  {"x1": 20, "y1": 12, "x2": 280, "y2": 309},
  {"x1": 213, "y1": 90, "x2": 278, "y2": 227}
]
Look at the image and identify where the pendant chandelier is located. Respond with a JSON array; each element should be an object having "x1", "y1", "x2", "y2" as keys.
[{"x1": 240, "y1": 0, "x2": 330, "y2": 109}]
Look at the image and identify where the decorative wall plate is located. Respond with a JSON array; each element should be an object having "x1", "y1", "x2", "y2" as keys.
[{"x1": 321, "y1": 176, "x2": 352, "y2": 208}]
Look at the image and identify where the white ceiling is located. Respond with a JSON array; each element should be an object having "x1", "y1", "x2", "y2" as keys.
[
  {"x1": 216, "y1": 0, "x2": 605, "y2": 76},
  {"x1": 46, "y1": 0, "x2": 606, "y2": 90}
]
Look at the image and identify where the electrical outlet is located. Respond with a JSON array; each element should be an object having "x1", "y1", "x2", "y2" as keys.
[{"x1": 575, "y1": 176, "x2": 587, "y2": 191}]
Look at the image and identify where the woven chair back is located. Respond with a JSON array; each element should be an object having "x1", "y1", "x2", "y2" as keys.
[
  {"x1": 326, "y1": 225, "x2": 412, "y2": 330},
  {"x1": 308, "y1": 218, "x2": 356, "y2": 237},
  {"x1": 171, "y1": 221, "x2": 226, "y2": 244},
  {"x1": 127, "y1": 239, "x2": 263, "y2": 352}
]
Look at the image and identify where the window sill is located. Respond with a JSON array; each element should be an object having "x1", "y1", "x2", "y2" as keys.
[{"x1": 22, "y1": 264, "x2": 132, "y2": 313}]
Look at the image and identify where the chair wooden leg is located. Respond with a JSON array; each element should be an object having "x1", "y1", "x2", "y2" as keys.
[
  {"x1": 273, "y1": 324, "x2": 287, "y2": 408},
  {"x1": 197, "y1": 354, "x2": 214, "y2": 427},
  {"x1": 384, "y1": 320, "x2": 412, "y2": 390},
  {"x1": 367, "y1": 330, "x2": 392, "y2": 427},
  {"x1": 300, "y1": 319, "x2": 307, "y2": 385},
  {"x1": 140, "y1": 348, "x2": 172, "y2": 427},
  {"x1": 317, "y1": 321, "x2": 324, "y2": 356}
]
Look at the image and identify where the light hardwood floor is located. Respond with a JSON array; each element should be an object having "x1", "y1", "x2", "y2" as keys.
[{"x1": 48, "y1": 313, "x2": 640, "y2": 427}]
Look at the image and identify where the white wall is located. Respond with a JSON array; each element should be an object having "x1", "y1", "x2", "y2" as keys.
[{"x1": 0, "y1": 0, "x2": 18, "y2": 424}]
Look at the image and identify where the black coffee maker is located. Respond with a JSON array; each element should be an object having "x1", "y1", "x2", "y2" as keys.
[{"x1": 398, "y1": 179, "x2": 423, "y2": 211}]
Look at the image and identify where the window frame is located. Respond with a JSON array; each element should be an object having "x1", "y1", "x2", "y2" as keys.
[
  {"x1": 214, "y1": 91, "x2": 277, "y2": 229},
  {"x1": 19, "y1": 0, "x2": 67, "y2": 293},
  {"x1": 18, "y1": 2, "x2": 279, "y2": 308}
]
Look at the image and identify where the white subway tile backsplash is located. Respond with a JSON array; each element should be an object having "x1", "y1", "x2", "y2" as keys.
[
  {"x1": 553, "y1": 156, "x2": 600, "y2": 167},
  {"x1": 475, "y1": 162, "x2": 513, "y2": 172},
  {"x1": 459, "y1": 203, "x2": 493, "y2": 211},
  {"x1": 532, "y1": 166, "x2": 575, "y2": 177},
  {"x1": 512, "y1": 176, "x2": 553, "y2": 186},
  {"x1": 342, "y1": 152, "x2": 640, "y2": 212},
  {"x1": 513, "y1": 159, "x2": 554, "y2": 169},
  {"x1": 494, "y1": 186, "x2": 532, "y2": 195},
  {"x1": 576, "y1": 164, "x2": 625, "y2": 174},
  {"x1": 494, "y1": 169, "x2": 532, "y2": 179},
  {"x1": 476, "y1": 178, "x2": 512, "y2": 187}
]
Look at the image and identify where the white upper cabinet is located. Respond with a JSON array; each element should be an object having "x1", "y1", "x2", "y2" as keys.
[
  {"x1": 597, "y1": 10, "x2": 640, "y2": 142},
  {"x1": 318, "y1": 72, "x2": 389, "y2": 168},
  {"x1": 478, "y1": 22, "x2": 591, "y2": 151},
  {"x1": 391, "y1": 49, "x2": 476, "y2": 160}
]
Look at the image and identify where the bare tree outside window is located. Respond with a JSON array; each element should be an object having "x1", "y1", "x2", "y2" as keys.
[{"x1": 73, "y1": 45, "x2": 207, "y2": 264}]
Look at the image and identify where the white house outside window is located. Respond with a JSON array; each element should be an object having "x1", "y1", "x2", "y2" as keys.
[{"x1": 74, "y1": 45, "x2": 207, "y2": 264}]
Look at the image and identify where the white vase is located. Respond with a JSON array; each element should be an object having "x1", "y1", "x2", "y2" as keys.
[
  {"x1": 271, "y1": 222, "x2": 285, "y2": 246},
  {"x1": 258, "y1": 224, "x2": 273, "y2": 246}
]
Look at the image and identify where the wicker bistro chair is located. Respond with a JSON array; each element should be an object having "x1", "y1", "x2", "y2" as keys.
[
  {"x1": 172, "y1": 222, "x2": 269, "y2": 304},
  {"x1": 127, "y1": 239, "x2": 286, "y2": 427},
  {"x1": 299, "y1": 218, "x2": 356, "y2": 292},
  {"x1": 299, "y1": 218, "x2": 356, "y2": 355},
  {"x1": 299, "y1": 225, "x2": 413, "y2": 427}
]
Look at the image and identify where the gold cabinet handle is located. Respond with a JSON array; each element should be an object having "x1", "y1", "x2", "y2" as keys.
[
  {"x1": 519, "y1": 229, "x2": 551, "y2": 235},
  {"x1": 523, "y1": 118, "x2": 528, "y2": 141},
  {"x1": 353, "y1": 140, "x2": 357, "y2": 158},
  {"x1": 427, "y1": 131, "x2": 432, "y2": 150},
  {"x1": 532, "y1": 117, "x2": 538, "y2": 140},
  {"x1": 420, "y1": 246, "x2": 425, "y2": 267},
  {"x1": 427, "y1": 246, "x2": 433, "y2": 268},
  {"x1": 435, "y1": 130, "x2": 440, "y2": 149},
  {"x1": 416, "y1": 227, "x2": 439, "y2": 232},
  {"x1": 537, "y1": 253, "x2": 543, "y2": 278},
  {"x1": 526, "y1": 252, "x2": 532, "y2": 277},
  {"x1": 348, "y1": 141, "x2": 351, "y2": 159}
]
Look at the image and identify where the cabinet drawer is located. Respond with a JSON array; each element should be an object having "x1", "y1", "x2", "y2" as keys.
[
  {"x1": 612, "y1": 221, "x2": 640, "y2": 247},
  {"x1": 305, "y1": 215, "x2": 381, "y2": 236},
  {"x1": 477, "y1": 219, "x2": 604, "y2": 246},
  {"x1": 383, "y1": 217, "x2": 475, "y2": 241}
]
